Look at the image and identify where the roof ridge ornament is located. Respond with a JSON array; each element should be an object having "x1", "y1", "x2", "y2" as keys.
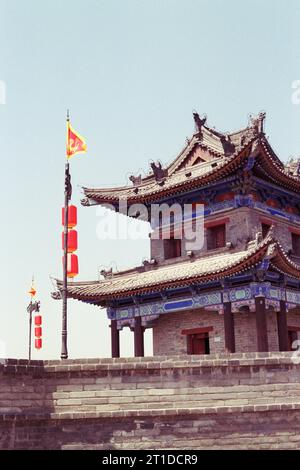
[
  {"x1": 285, "y1": 156, "x2": 300, "y2": 177},
  {"x1": 82, "y1": 197, "x2": 101, "y2": 206},
  {"x1": 265, "y1": 224, "x2": 276, "y2": 241},
  {"x1": 248, "y1": 224, "x2": 276, "y2": 251},
  {"x1": 220, "y1": 134, "x2": 235, "y2": 157},
  {"x1": 266, "y1": 242, "x2": 277, "y2": 258},
  {"x1": 193, "y1": 111, "x2": 207, "y2": 133},
  {"x1": 51, "y1": 291, "x2": 62, "y2": 300},
  {"x1": 150, "y1": 160, "x2": 168, "y2": 183},
  {"x1": 254, "y1": 228, "x2": 276, "y2": 282},
  {"x1": 247, "y1": 231, "x2": 263, "y2": 251},
  {"x1": 129, "y1": 174, "x2": 142, "y2": 187},
  {"x1": 100, "y1": 267, "x2": 114, "y2": 279},
  {"x1": 249, "y1": 111, "x2": 266, "y2": 135},
  {"x1": 81, "y1": 197, "x2": 91, "y2": 206}
]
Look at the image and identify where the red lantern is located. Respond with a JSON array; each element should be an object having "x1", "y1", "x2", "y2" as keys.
[
  {"x1": 62, "y1": 253, "x2": 79, "y2": 278},
  {"x1": 62, "y1": 205, "x2": 77, "y2": 228},
  {"x1": 35, "y1": 327, "x2": 42, "y2": 337},
  {"x1": 35, "y1": 338, "x2": 42, "y2": 349},
  {"x1": 61, "y1": 229, "x2": 78, "y2": 252},
  {"x1": 34, "y1": 315, "x2": 42, "y2": 350}
]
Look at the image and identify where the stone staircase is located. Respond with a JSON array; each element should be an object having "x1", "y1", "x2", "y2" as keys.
[{"x1": 1, "y1": 352, "x2": 300, "y2": 449}]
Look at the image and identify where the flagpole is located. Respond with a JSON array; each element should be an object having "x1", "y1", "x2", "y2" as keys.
[{"x1": 61, "y1": 111, "x2": 71, "y2": 360}]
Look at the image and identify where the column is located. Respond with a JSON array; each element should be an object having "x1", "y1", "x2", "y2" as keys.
[
  {"x1": 255, "y1": 296, "x2": 269, "y2": 352},
  {"x1": 277, "y1": 300, "x2": 289, "y2": 351},
  {"x1": 110, "y1": 319, "x2": 120, "y2": 358},
  {"x1": 134, "y1": 316, "x2": 144, "y2": 357},
  {"x1": 223, "y1": 302, "x2": 235, "y2": 353}
]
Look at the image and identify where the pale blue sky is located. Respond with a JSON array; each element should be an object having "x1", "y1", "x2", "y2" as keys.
[{"x1": 0, "y1": 0, "x2": 300, "y2": 359}]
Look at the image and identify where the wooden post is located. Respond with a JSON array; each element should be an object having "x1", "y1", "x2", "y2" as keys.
[
  {"x1": 223, "y1": 302, "x2": 235, "y2": 353},
  {"x1": 255, "y1": 297, "x2": 269, "y2": 352},
  {"x1": 111, "y1": 320, "x2": 120, "y2": 358},
  {"x1": 134, "y1": 317, "x2": 144, "y2": 357},
  {"x1": 277, "y1": 300, "x2": 289, "y2": 351}
]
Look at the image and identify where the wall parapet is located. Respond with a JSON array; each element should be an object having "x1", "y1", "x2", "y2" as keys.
[
  {"x1": 1, "y1": 352, "x2": 300, "y2": 449},
  {"x1": 0, "y1": 351, "x2": 298, "y2": 374}
]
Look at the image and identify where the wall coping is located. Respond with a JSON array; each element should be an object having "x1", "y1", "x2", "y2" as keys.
[{"x1": 0, "y1": 352, "x2": 299, "y2": 376}]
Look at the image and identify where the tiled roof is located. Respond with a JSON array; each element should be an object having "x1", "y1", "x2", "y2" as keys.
[
  {"x1": 82, "y1": 135, "x2": 300, "y2": 206},
  {"x1": 81, "y1": 114, "x2": 265, "y2": 206},
  {"x1": 256, "y1": 140, "x2": 300, "y2": 192},
  {"x1": 56, "y1": 235, "x2": 299, "y2": 304},
  {"x1": 82, "y1": 153, "x2": 230, "y2": 202}
]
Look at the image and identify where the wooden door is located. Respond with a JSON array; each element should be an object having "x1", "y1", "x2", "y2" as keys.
[
  {"x1": 192, "y1": 335, "x2": 206, "y2": 354},
  {"x1": 190, "y1": 333, "x2": 209, "y2": 354},
  {"x1": 288, "y1": 330, "x2": 298, "y2": 351}
]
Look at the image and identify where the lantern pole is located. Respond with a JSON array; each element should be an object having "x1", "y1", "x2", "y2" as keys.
[
  {"x1": 28, "y1": 302, "x2": 32, "y2": 361},
  {"x1": 27, "y1": 279, "x2": 40, "y2": 361},
  {"x1": 61, "y1": 111, "x2": 71, "y2": 360}
]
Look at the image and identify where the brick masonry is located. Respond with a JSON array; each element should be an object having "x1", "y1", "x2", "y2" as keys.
[
  {"x1": 150, "y1": 207, "x2": 296, "y2": 264},
  {"x1": 153, "y1": 310, "x2": 225, "y2": 355},
  {"x1": 1, "y1": 353, "x2": 300, "y2": 449},
  {"x1": 149, "y1": 205, "x2": 300, "y2": 357},
  {"x1": 153, "y1": 308, "x2": 300, "y2": 355}
]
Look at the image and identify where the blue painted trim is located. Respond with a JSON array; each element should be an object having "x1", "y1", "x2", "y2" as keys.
[
  {"x1": 107, "y1": 282, "x2": 300, "y2": 321},
  {"x1": 164, "y1": 299, "x2": 194, "y2": 311}
]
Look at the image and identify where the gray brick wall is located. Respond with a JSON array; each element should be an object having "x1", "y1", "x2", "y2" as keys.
[
  {"x1": 152, "y1": 308, "x2": 300, "y2": 355},
  {"x1": 153, "y1": 309, "x2": 225, "y2": 355},
  {"x1": 1, "y1": 354, "x2": 300, "y2": 449},
  {"x1": 150, "y1": 206, "x2": 296, "y2": 263}
]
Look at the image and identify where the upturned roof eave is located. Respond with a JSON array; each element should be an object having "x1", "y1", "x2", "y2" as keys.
[
  {"x1": 82, "y1": 136, "x2": 300, "y2": 207},
  {"x1": 54, "y1": 235, "x2": 300, "y2": 305},
  {"x1": 81, "y1": 139, "x2": 256, "y2": 205}
]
